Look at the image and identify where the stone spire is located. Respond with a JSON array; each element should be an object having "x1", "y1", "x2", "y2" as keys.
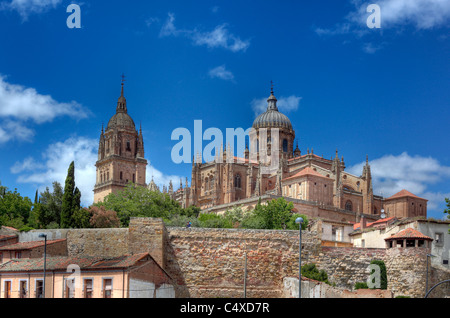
[
  {"x1": 116, "y1": 74, "x2": 127, "y2": 113},
  {"x1": 267, "y1": 80, "x2": 278, "y2": 111}
]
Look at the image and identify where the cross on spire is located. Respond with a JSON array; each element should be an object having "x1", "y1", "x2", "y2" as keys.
[{"x1": 121, "y1": 73, "x2": 126, "y2": 85}]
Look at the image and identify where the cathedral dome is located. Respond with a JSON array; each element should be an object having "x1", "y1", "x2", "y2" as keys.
[
  {"x1": 252, "y1": 91, "x2": 293, "y2": 130},
  {"x1": 106, "y1": 112, "x2": 136, "y2": 130},
  {"x1": 106, "y1": 81, "x2": 136, "y2": 130}
]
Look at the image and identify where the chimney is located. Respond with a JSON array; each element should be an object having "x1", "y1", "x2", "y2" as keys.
[{"x1": 360, "y1": 215, "x2": 367, "y2": 230}]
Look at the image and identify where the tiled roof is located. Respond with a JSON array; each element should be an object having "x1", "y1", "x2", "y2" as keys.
[
  {"x1": 282, "y1": 167, "x2": 330, "y2": 181},
  {"x1": 0, "y1": 239, "x2": 66, "y2": 251},
  {"x1": 0, "y1": 252, "x2": 151, "y2": 272},
  {"x1": 384, "y1": 228, "x2": 433, "y2": 241},
  {"x1": 0, "y1": 234, "x2": 17, "y2": 241},
  {"x1": 367, "y1": 217, "x2": 396, "y2": 227},
  {"x1": 386, "y1": 189, "x2": 427, "y2": 201}
]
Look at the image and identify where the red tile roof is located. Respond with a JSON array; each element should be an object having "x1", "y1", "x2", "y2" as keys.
[
  {"x1": 384, "y1": 228, "x2": 433, "y2": 241},
  {"x1": 367, "y1": 217, "x2": 396, "y2": 227},
  {"x1": 386, "y1": 189, "x2": 427, "y2": 201},
  {"x1": 282, "y1": 167, "x2": 330, "y2": 181},
  {"x1": 0, "y1": 239, "x2": 66, "y2": 251},
  {"x1": 0, "y1": 234, "x2": 18, "y2": 241},
  {"x1": 0, "y1": 252, "x2": 151, "y2": 272}
]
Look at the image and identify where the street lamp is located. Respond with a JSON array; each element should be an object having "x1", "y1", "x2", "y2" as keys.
[
  {"x1": 295, "y1": 217, "x2": 304, "y2": 299},
  {"x1": 38, "y1": 233, "x2": 47, "y2": 298}
]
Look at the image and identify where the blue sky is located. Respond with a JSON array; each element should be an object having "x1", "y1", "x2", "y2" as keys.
[{"x1": 0, "y1": 0, "x2": 449, "y2": 219}]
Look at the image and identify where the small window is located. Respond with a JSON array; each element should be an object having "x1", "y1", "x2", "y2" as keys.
[
  {"x1": 4, "y1": 281, "x2": 11, "y2": 299},
  {"x1": 35, "y1": 280, "x2": 44, "y2": 298},
  {"x1": 283, "y1": 139, "x2": 288, "y2": 152},
  {"x1": 15, "y1": 251, "x2": 22, "y2": 259},
  {"x1": 19, "y1": 280, "x2": 27, "y2": 298},
  {"x1": 103, "y1": 279, "x2": 112, "y2": 298},
  {"x1": 126, "y1": 140, "x2": 131, "y2": 151},
  {"x1": 120, "y1": 171, "x2": 123, "y2": 180},
  {"x1": 435, "y1": 232, "x2": 444, "y2": 246},
  {"x1": 84, "y1": 279, "x2": 93, "y2": 298},
  {"x1": 345, "y1": 200, "x2": 353, "y2": 212},
  {"x1": 65, "y1": 279, "x2": 75, "y2": 298},
  {"x1": 443, "y1": 260, "x2": 449, "y2": 265}
]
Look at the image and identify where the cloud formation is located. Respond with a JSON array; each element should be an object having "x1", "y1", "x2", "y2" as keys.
[
  {"x1": 159, "y1": 12, "x2": 250, "y2": 53},
  {"x1": 208, "y1": 65, "x2": 235, "y2": 81},
  {"x1": 0, "y1": 75, "x2": 89, "y2": 143},
  {"x1": 0, "y1": 0, "x2": 62, "y2": 20}
]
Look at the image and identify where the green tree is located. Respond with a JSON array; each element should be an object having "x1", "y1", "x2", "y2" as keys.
[
  {"x1": 95, "y1": 183, "x2": 184, "y2": 227},
  {"x1": 0, "y1": 184, "x2": 32, "y2": 228},
  {"x1": 253, "y1": 197, "x2": 294, "y2": 229},
  {"x1": 73, "y1": 207, "x2": 92, "y2": 228},
  {"x1": 31, "y1": 182, "x2": 64, "y2": 228},
  {"x1": 60, "y1": 161, "x2": 80, "y2": 228},
  {"x1": 301, "y1": 263, "x2": 331, "y2": 285},
  {"x1": 286, "y1": 213, "x2": 309, "y2": 230}
]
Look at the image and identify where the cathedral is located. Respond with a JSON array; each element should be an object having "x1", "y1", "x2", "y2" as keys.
[
  {"x1": 93, "y1": 80, "x2": 147, "y2": 203},
  {"x1": 95, "y1": 81, "x2": 428, "y2": 223}
]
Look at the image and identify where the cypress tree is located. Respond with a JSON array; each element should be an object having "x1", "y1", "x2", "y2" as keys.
[{"x1": 61, "y1": 161, "x2": 75, "y2": 228}]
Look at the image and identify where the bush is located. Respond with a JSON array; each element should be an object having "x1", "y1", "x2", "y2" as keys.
[
  {"x1": 198, "y1": 213, "x2": 232, "y2": 228},
  {"x1": 301, "y1": 263, "x2": 331, "y2": 285},
  {"x1": 354, "y1": 282, "x2": 368, "y2": 290},
  {"x1": 395, "y1": 295, "x2": 411, "y2": 298},
  {"x1": 370, "y1": 260, "x2": 388, "y2": 289}
]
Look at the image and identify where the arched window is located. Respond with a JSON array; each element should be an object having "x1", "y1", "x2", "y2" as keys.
[
  {"x1": 126, "y1": 140, "x2": 131, "y2": 151},
  {"x1": 374, "y1": 207, "x2": 378, "y2": 214},
  {"x1": 345, "y1": 200, "x2": 353, "y2": 211},
  {"x1": 283, "y1": 139, "x2": 288, "y2": 152},
  {"x1": 234, "y1": 174, "x2": 241, "y2": 189},
  {"x1": 209, "y1": 176, "x2": 214, "y2": 190}
]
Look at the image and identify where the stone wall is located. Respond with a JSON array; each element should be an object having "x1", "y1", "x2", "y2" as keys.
[
  {"x1": 66, "y1": 228, "x2": 128, "y2": 257},
  {"x1": 18, "y1": 218, "x2": 448, "y2": 298}
]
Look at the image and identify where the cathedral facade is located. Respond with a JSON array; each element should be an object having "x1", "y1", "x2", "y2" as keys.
[{"x1": 161, "y1": 88, "x2": 427, "y2": 222}]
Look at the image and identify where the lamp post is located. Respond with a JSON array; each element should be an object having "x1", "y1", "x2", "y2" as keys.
[
  {"x1": 38, "y1": 233, "x2": 47, "y2": 298},
  {"x1": 295, "y1": 217, "x2": 304, "y2": 299}
]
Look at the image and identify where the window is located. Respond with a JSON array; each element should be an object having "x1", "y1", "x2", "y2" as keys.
[
  {"x1": 234, "y1": 174, "x2": 241, "y2": 189},
  {"x1": 126, "y1": 140, "x2": 131, "y2": 151},
  {"x1": 345, "y1": 200, "x2": 353, "y2": 212},
  {"x1": 65, "y1": 278, "x2": 75, "y2": 298},
  {"x1": 132, "y1": 174, "x2": 135, "y2": 183},
  {"x1": 282, "y1": 139, "x2": 288, "y2": 152},
  {"x1": 35, "y1": 280, "x2": 44, "y2": 298},
  {"x1": 435, "y1": 232, "x2": 444, "y2": 246},
  {"x1": 103, "y1": 279, "x2": 112, "y2": 298},
  {"x1": 120, "y1": 171, "x2": 123, "y2": 180},
  {"x1": 4, "y1": 281, "x2": 11, "y2": 299},
  {"x1": 84, "y1": 279, "x2": 93, "y2": 298},
  {"x1": 15, "y1": 251, "x2": 22, "y2": 259},
  {"x1": 19, "y1": 280, "x2": 27, "y2": 298}
]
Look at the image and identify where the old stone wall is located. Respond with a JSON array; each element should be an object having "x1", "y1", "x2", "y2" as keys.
[{"x1": 66, "y1": 228, "x2": 129, "y2": 257}]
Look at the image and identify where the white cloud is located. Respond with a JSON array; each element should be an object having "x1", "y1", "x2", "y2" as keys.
[
  {"x1": 11, "y1": 136, "x2": 98, "y2": 207},
  {"x1": 0, "y1": 119, "x2": 34, "y2": 143},
  {"x1": 314, "y1": 0, "x2": 450, "y2": 53},
  {"x1": 0, "y1": 0, "x2": 62, "y2": 20},
  {"x1": 208, "y1": 65, "x2": 235, "y2": 81},
  {"x1": 159, "y1": 12, "x2": 250, "y2": 53},
  {"x1": 347, "y1": 152, "x2": 450, "y2": 214},
  {"x1": 0, "y1": 75, "x2": 89, "y2": 144},
  {"x1": 251, "y1": 95, "x2": 302, "y2": 116}
]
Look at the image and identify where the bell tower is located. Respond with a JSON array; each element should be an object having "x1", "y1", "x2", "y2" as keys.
[{"x1": 93, "y1": 77, "x2": 147, "y2": 203}]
